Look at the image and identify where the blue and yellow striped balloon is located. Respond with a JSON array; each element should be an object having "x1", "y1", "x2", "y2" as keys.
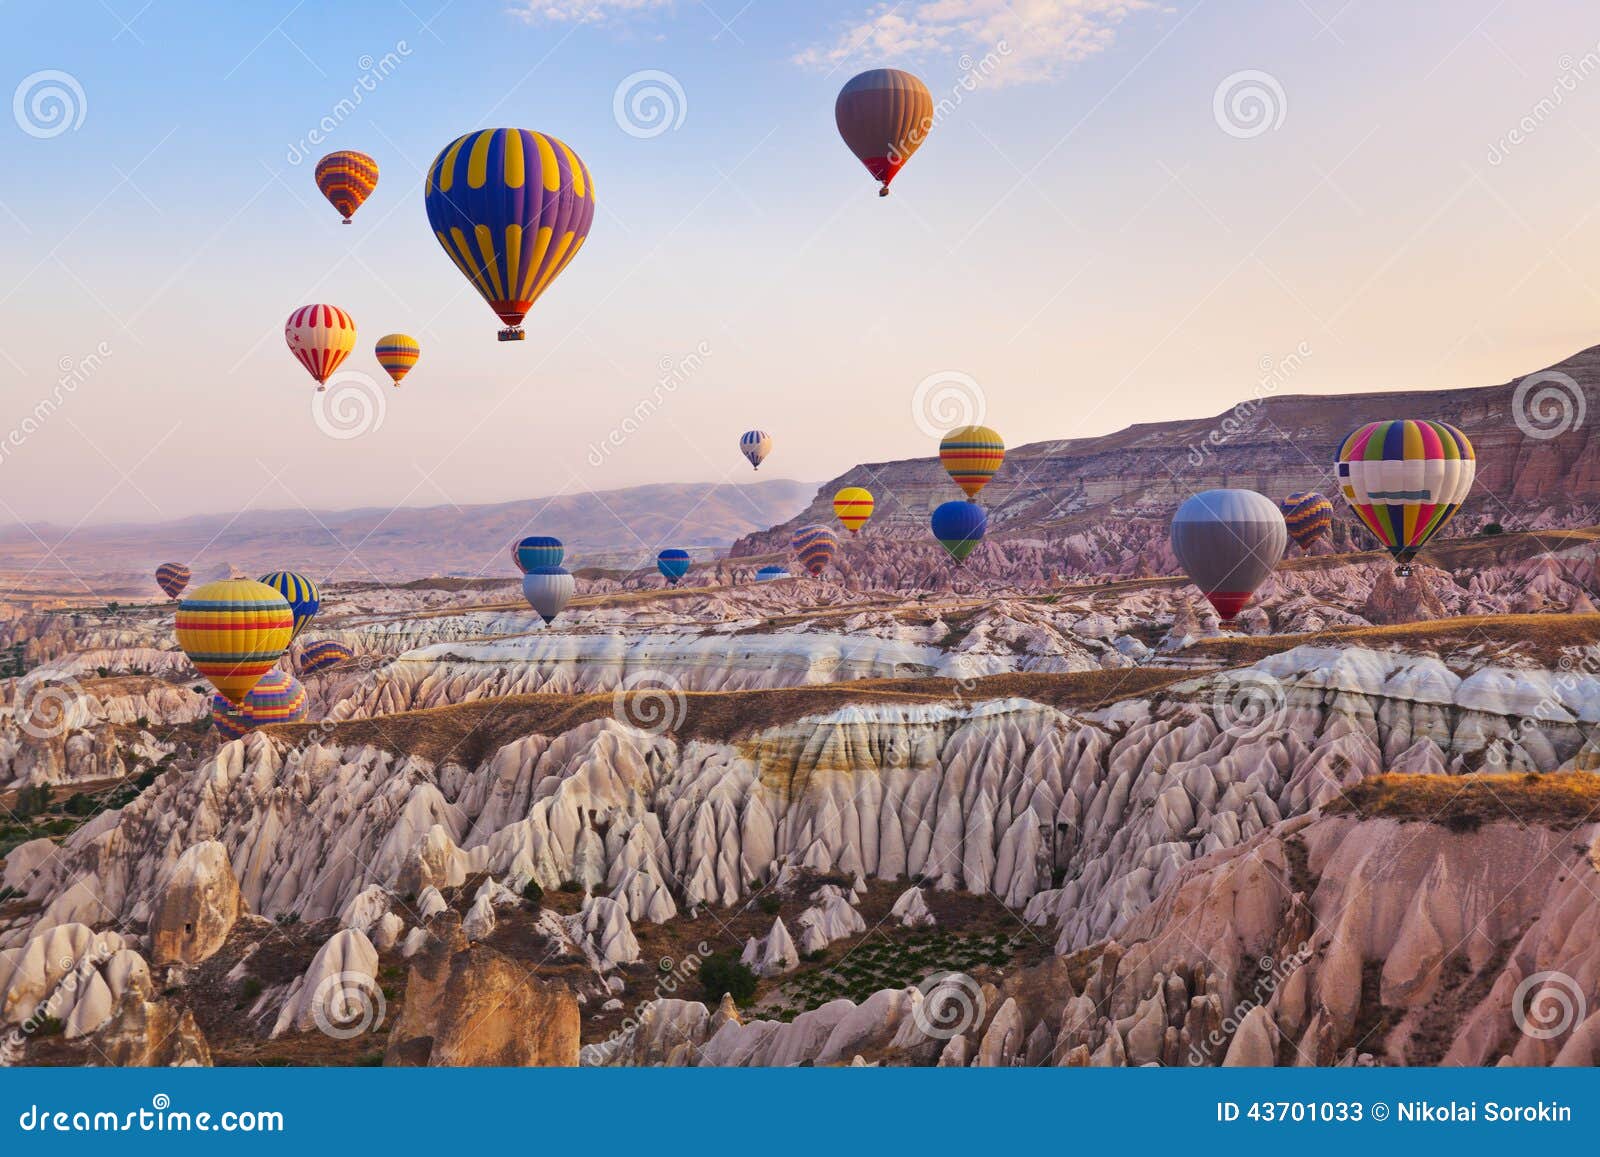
[
  {"x1": 257, "y1": 571, "x2": 321, "y2": 641},
  {"x1": 424, "y1": 128, "x2": 596, "y2": 342}
]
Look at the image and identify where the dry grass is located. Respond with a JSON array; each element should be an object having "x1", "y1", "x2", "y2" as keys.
[
  {"x1": 1192, "y1": 613, "x2": 1600, "y2": 667},
  {"x1": 1326, "y1": 772, "x2": 1600, "y2": 828}
]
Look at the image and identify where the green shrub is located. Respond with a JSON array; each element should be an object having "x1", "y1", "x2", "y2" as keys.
[
  {"x1": 698, "y1": 954, "x2": 758, "y2": 1005},
  {"x1": 757, "y1": 894, "x2": 782, "y2": 915},
  {"x1": 521, "y1": 880, "x2": 544, "y2": 908},
  {"x1": 558, "y1": 880, "x2": 583, "y2": 894},
  {"x1": 1481, "y1": 522, "x2": 1505, "y2": 536}
]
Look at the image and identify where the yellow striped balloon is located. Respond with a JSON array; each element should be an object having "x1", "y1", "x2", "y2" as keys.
[
  {"x1": 175, "y1": 579, "x2": 294, "y2": 705},
  {"x1": 314, "y1": 150, "x2": 378, "y2": 223},
  {"x1": 375, "y1": 333, "x2": 420, "y2": 385},
  {"x1": 939, "y1": 425, "x2": 1005, "y2": 499},
  {"x1": 833, "y1": 487, "x2": 874, "y2": 534}
]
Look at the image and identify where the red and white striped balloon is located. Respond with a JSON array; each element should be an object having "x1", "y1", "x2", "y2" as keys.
[{"x1": 285, "y1": 304, "x2": 357, "y2": 390}]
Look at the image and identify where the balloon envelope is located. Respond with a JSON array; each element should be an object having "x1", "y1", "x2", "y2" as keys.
[
  {"x1": 833, "y1": 487, "x2": 874, "y2": 534},
  {"x1": 212, "y1": 668, "x2": 308, "y2": 739},
  {"x1": 522, "y1": 568, "x2": 574, "y2": 623},
  {"x1": 257, "y1": 571, "x2": 320, "y2": 641},
  {"x1": 285, "y1": 304, "x2": 357, "y2": 388},
  {"x1": 176, "y1": 579, "x2": 294, "y2": 705},
  {"x1": 154, "y1": 562, "x2": 190, "y2": 600},
  {"x1": 657, "y1": 549, "x2": 691, "y2": 585},
  {"x1": 375, "y1": 333, "x2": 420, "y2": 385},
  {"x1": 931, "y1": 500, "x2": 987, "y2": 563},
  {"x1": 298, "y1": 639, "x2": 354, "y2": 676},
  {"x1": 423, "y1": 128, "x2": 596, "y2": 341},
  {"x1": 1280, "y1": 491, "x2": 1334, "y2": 551},
  {"x1": 513, "y1": 536, "x2": 564, "y2": 574},
  {"x1": 790, "y1": 525, "x2": 839, "y2": 577},
  {"x1": 739, "y1": 430, "x2": 771, "y2": 470},
  {"x1": 314, "y1": 150, "x2": 378, "y2": 223},
  {"x1": 835, "y1": 69, "x2": 934, "y2": 196},
  {"x1": 1336, "y1": 420, "x2": 1475, "y2": 565},
  {"x1": 1170, "y1": 490, "x2": 1287, "y2": 621},
  {"x1": 755, "y1": 566, "x2": 790, "y2": 582},
  {"x1": 939, "y1": 426, "x2": 1005, "y2": 499}
]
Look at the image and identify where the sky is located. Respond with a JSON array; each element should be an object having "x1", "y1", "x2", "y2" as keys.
[{"x1": 5, "y1": 0, "x2": 1600, "y2": 526}]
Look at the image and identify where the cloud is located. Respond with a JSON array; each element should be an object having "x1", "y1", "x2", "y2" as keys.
[
  {"x1": 795, "y1": 0, "x2": 1157, "y2": 85},
  {"x1": 510, "y1": 0, "x2": 674, "y2": 24}
]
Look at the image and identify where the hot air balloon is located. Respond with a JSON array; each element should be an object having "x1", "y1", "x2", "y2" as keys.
[
  {"x1": 175, "y1": 579, "x2": 294, "y2": 705},
  {"x1": 314, "y1": 150, "x2": 378, "y2": 224},
  {"x1": 833, "y1": 487, "x2": 874, "y2": 534},
  {"x1": 423, "y1": 128, "x2": 596, "y2": 342},
  {"x1": 931, "y1": 500, "x2": 987, "y2": 564},
  {"x1": 512, "y1": 536, "x2": 564, "y2": 574},
  {"x1": 791, "y1": 525, "x2": 838, "y2": 577},
  {"x1": 939, "y1": 426, "x2": 1005, "y2": 499},
  {"x1": 211, "y1": 669, "x2": 308, "y2": 740},
  {"x1": 211, "y1": 670, "x2": 307, "y2": 740},
  {"x1": 657, "y1": 549, "x2": 691, "y2": 586},
  {"x1": 522, "y1": 568, "x2": 574, "y2": 624},
  {"x1": 298, "y1": 639, "x2": 354, "y2": 676},
  {"x1": 755, "y1": 565, "x2": 790, "y2": 582},
  {"x1": 375, "y1": 333, "x2": 420, "y2": 386},
  {"x1": 285, "y1": 304, "x2": 357, "y2": 390},
  {"x1": 739, "y1": 430, "x2": 771, "y2": 470},
  {"x1": 154, "y1": 562, "x2": 190, "y2": 600},
  {"x1": 257, "y1": 571, "x2": 320, "y2": 641},
  {"x1": 1336, "y1": 420, "x2": 1476, "y2": 575},
  {"x1": 835, "y1": 69, "x2": 935, "y2": 197},
  {"x1": 1280, "y1": 491, "x2": 1334, "y2": 552},
  {"x1": 1170, "y1": 490, "x2": 1288, "y2": 623}
]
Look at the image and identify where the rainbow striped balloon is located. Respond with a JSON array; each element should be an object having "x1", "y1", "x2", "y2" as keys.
[
  {"x1": 791, "y1": 524, "x2": 839, "y2": 577},
  {"x1": 1336, "y1": 420, "x2": 1475, "y2": 568},
  {"x1": 314, "y1": 150, "x2": 379, "y2": 223},
  {"x1": 1279, "y1": 491, "x2": 1334, "y2": 551},
  {"x1": 833, "y1": 487, "x2": 874, "y2": 534},
  {"x1": 375, "y1": 333, "x2": 420, "y2": 385},
  {"x1": 939, "y1": 425, "x2": 1005, "y2": 499},
  {"x1": 285, "y1": 304, "x2": 357, "y2": 389},
  {"x1": 154, "y1": 562, "x2": 190, "y2": 600},
  {"x1": 424, "y1": 128, "x2": 596, "y2": 341},
  {"x1": 257, "y1": 571, "x2": 320, "y2": 641},
  {"x1": 211, "y1": 669, "x2": 308, "y2": 740},
  {"x1": 176, "y1": 579, "x2": 294, "y2": 705},
  {"x1": 298, "y1": 639, "x2": 354, "y2": 676}
]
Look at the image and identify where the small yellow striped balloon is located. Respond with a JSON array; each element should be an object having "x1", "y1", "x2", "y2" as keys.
[
  {"x1": 175, "y1": 579, "x2": 295, "y2": 705},
  {"x1": 832, "y1": 487, "x2": 874, "y2": 533},
  {"x1": 938, "y1": 425, "x2": 1005, "y2": 499},
  {"x1": 375, "y1": 333, "x2": 420, "y2": 386}
]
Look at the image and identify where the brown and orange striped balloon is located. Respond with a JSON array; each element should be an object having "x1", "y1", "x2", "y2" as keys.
[
  {"x1": 314, "y1": 150, "x2": 379, "y2": 223},
  {"x1": 834, "y1": 69, "x2": 934, "y2": 196}
]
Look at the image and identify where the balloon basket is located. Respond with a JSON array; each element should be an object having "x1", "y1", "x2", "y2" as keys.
[
  {"x1": 878, "y1": 186, "x2": 890, "y2": 197},
  {"x1": 498, "y1": 327, "x2": 526, "y2": 342},
  {"x1": 1396, "y1": 565, "x2": 1413, "y2": 578}
]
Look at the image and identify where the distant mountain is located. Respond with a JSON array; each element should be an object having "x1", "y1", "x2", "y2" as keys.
[
  {"x1": 734, "y1": 344, "x2": 1600, "y2": 570},
  {"x1": 2, "y1": 480, "x2": 816, "y2": 582}
]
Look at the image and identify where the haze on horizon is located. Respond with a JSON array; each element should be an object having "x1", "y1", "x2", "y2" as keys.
[{"x1": 4, "y1": 0, "x2": 1600, "y2": 528}]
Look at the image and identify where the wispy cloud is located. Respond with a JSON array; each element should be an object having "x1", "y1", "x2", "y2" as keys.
[
  {"x1": 795, "y1": 0, "x2": 1158, "y2": 85},
  {"x1": 510, "y1": 0, "x2": 674, "y2": 24}
]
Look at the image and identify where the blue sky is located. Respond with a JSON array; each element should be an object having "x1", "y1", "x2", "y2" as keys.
[{"x1": 6, "y1": 0, "x2": 1600, "y2": 524}]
